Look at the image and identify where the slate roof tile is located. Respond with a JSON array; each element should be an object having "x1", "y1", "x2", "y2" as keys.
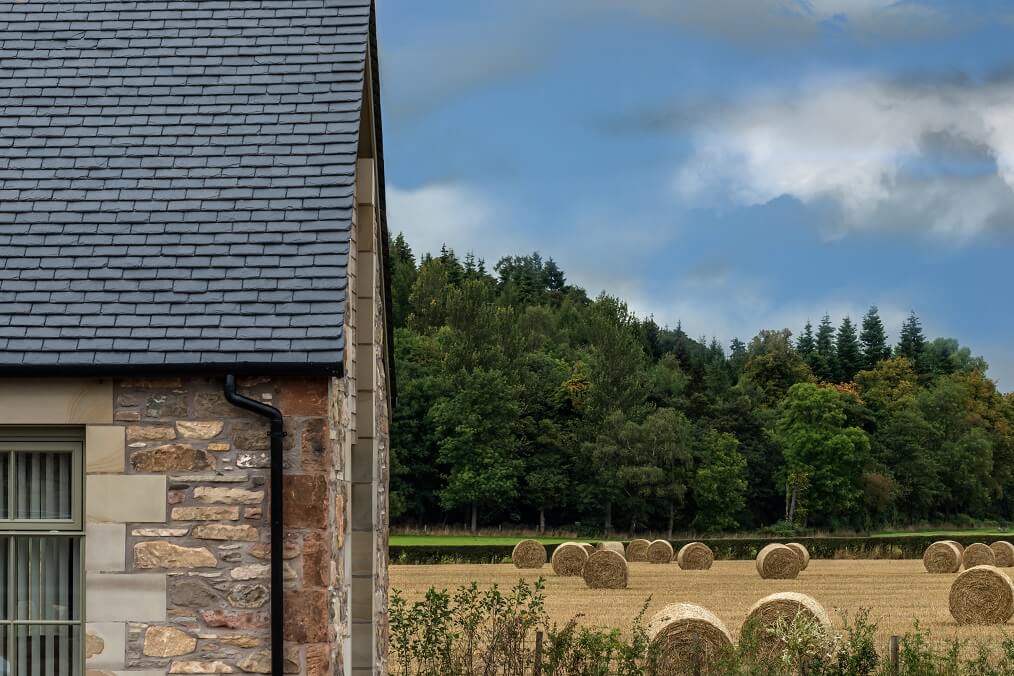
[{"x1": 0, "y1": 0, "x2": 372, "y2": 372}]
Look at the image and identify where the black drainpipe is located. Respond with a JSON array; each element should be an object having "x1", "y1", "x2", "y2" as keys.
[{"x1": 224, "y1": 374, "x2": 284, "y2": 676}]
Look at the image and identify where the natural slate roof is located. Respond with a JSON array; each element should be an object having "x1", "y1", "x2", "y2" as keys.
[{"x1": 0, "y1": 0, "x2": 375, "y2": 373}]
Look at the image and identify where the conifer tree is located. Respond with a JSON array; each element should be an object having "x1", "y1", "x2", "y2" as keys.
[
  {"x1": 897, "y1": 311, "x2": 927, "y2": 372},
  {"x1": 729, "y1": 337, "x2": 747, "y2": 375},
  {"x1": 860, "y1": 305, "x2": 891, "y2": 369},
  {"x1": 389, "y1": 233, "x2": 417, "y2": 329},
  {"x1": 797, "y1": 321, "x2": 816, "y2": 357},
  {"x1": 813, "y1": 314, "x2": 837, "y2": 381},
  {"x1": 835, "y1": 316, "x2": 862, "y2": 382}
]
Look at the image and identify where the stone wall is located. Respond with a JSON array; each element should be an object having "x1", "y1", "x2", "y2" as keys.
[
  {"x1": 100, "y1": 375, "x2": 338, "y2": 675},
  {"x1": 1, "y1": 367, "x2": 380, "y2": 675},
  {"x1": 371, "y1": 189, "x2": 392, "y2": 670}
]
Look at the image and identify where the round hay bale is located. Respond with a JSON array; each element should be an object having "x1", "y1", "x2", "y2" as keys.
[
  {"x1": 597, "y1": 541, "x2": 626, "y2": 557},
  {"x1": 647, "y1": 603, "x2": 733, "y2": 674},
  {"x1": 646, "y1": 539, "x2": 675, "y2": 564},
  {"x1": 944, "y1": 540, "x2": 965, "y2": 556},
  {"x1": 511, "y1": 539, "x2": 546, "y2": 569},
  {"x1": 963, "y1": 543, "x2": 996, "y2": 569},
  {"x1": 582, "y1": 550, "x2": 629, "y2": 589},
  {"x1": 742, "y1": 592, "x2": 831, "y2": 658},
  {"x1": 785, "y1": 542, "x2": 811, "y2": 571},
  {"x1": 580, "y1": 543, "x2": 595, "y2": 556},
  {"x1": 949, "y1": 565, "x2": 1014, "y2": 625},
  {"x1": 551, "y1": 542, "x2": 588, "y2": 576},
  {"x1": 677, "y1": 542, "x2": 715, "y2": 570},
  {"x1": 923, "y1": 541, "x2": 962, "y2": 574},
  {"x1": 756, "y1": 544, "x2": 801, "y2": 580},
  {"x1": 626, "y1": 538, "x2": 651, "y2": 562},
  {"x1": 990, "y1": 541, "x2": 1014, "y2": 568}
]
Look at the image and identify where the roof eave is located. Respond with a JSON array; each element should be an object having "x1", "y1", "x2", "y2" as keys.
[
  {"x1": 369, "y1": 0, "x2": 397, "y2": 409},
  {"x1": 0, "y1": 361, "x2": 345, "y2": 379}
]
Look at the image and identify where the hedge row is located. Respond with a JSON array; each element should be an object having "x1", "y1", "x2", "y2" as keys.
[{"x1": 389, "y1": 535, "x2": 1000, "y2": 565}]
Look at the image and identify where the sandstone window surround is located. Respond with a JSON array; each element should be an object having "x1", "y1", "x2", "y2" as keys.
[{"x1": 1, "y1": 428, "x2": 85, "y2": 676}]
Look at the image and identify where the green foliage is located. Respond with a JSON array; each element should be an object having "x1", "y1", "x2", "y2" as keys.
[
  {"x1": 432, "y1": 368, "x2": 523, "y2": 529},
  {"x1": 543, "y1": 599, "x2": 651, "y2": 676},
  {"x1": 391, "y1": 587, "x2": 1014, "y2": 676},
  {"x1": 389, "y1": 535, "x2": 1014, "y2": 565},
  {"x1": 389, "y1": 578, "x2": 547, "y2": 676},
  {"x1": 388, "y1": 233, "x2": 1010, "y2": 534},
  {"x1": 775, "y1": 383, "x2": 871, "y2": 527},
  {"x1": 390, "y1": 233, "x2": 418, "y2": 329},
  {"x1": 797, "y1": 321, "x2": 816, "y2": 358},
  {"x1": 860, "y1": 306, "x2": 892, "y2": 370},
  {"x1": 897, "y1": 311, "x2": 928, "y2": 375},
  {"x1": 836, "y1": 316, "x2": 863, "y2": 383},
  {"x1": 813, "y1": 314, "x2": 837, "y2": 381},
  {"x1": 692, "y1": 430, "x2": 748, "y2": 531},
  {"x1": 741, "y1": 329, "x2": 813, "y2": 407},
  {"x1": 924, "y1": 338, "x2": 990, "y2": 378},
  {"x1": 835, "y1": 609, "x2": 880, "y2": 676}
]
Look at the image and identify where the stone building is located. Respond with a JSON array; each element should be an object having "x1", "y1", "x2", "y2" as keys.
[{"x1": 0, "y1": 1, "x2": 392, "y2": 674}]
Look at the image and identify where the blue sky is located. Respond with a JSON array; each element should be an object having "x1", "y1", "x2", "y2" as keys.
[{"x1": 376, "y1": 0, "x2": 1014, "y2": 391}]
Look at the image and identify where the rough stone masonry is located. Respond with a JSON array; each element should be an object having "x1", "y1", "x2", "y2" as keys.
[{"x1": 82, "y1": 375, "x2": 345, "y2": 675}]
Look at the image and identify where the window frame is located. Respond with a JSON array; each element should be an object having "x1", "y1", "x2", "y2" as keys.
[
  {"x1": 1, "y1": 440, "x2": 83, "y2": 531},
  {"x1": 1, "y1": 427, "x2": 85, "y2": 675}
]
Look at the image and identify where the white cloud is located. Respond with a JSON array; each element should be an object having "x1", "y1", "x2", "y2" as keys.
[
  {"x1": 387, "y1": 183, "x2": 682, "y2": 302},
  {"x1": 386, "y1": 183, "x2": 506, "y2": 263},
  {"x1": 674, "y1": 74, "x2": 1014, "y2": 239}
]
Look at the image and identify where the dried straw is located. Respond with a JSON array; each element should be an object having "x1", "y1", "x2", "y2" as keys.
[
  {"x1": 963, "y1": 543, "x2": 997, "y2": 569},
  {"x1": 677, "y1": 542, "x2": 715, "y2": 570},
  {"x1": 580, "y1": 543, "x2": 595, "y2": 556},
  {"x1": 990, "y1": 541, "x2": 1014, "y2": 568},
  {"x1": 923, "y1": 541, "x2": 962, "y2": 574},
  {"x1": 944, "y1": 540, "x2": 965, "y2": 556},
  {"x1": 646, "y1": 539, "x2": 675, "y2": 564},
  {"x1": 647, "y1": 603, "x2": 734, "y2": 675},
  {"x1": 756, "y1": 544, "x2": 801, "y2": 580},
  {"x1": 511, "y1": 539, "x2": 546, "y2": 569},
  {"x1": 551, "y1": 542, "x2": 588, "y2": 576},
  {"x1": 597, "y1": 541, "x2": 626, "y2": 556},
  {"x1": 742, "y1": 592, "x2": 831, "y2": 658},
  {"x1": 626, "y1": 538, "x2": 651, "y2": 562},
  {"x1": 785, "y1": 542, "x2": 810, "y2": 571},
  {"x1": 949, "y1": 565, "x2": 1014, "y2": 625},
  {"x1": 582, "y1": 550, "x2": 629, "y2": 589}
]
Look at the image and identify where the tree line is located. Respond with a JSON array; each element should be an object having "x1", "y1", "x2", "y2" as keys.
[{"x1": 389, "y1": 235, "x2": 1014, "y2": 534}]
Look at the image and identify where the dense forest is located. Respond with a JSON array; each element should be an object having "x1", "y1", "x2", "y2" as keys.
[{"x1": 388, "y1": 234, "x2": 1014, "y2": 535}]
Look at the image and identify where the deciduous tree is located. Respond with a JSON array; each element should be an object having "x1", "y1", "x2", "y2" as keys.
[{"x1": 775, "y1": 383, "x2": 871, "y2": 527}]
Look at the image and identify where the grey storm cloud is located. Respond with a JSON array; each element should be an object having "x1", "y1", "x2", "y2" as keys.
[{"x1": 380, "y1": 0, "x2": 971, "y2": 125}]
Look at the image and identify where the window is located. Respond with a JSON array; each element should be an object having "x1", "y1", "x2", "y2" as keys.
[{"x1": 1, "y1": 431, "x2": 83, "y2": 676}]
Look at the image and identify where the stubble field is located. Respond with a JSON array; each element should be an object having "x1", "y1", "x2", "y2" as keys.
[{"x1": 390, "y1": 559, "x2": 1014, "y2": 648}]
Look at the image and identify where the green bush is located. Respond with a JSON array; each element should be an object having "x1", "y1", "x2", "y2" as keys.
[
  {"x1": 390, "y1": 535, "x2": 989, "y2": 565},
  {"x1": 390, "y1": 578, "x2": 546, "y2": 675},
  {"x1": 543, "y1": 599, "x2": 651, "y2": 676}
]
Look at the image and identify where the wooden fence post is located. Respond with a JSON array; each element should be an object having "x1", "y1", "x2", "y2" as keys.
[
  {"x1": 533, "y1": 630, "x2": 544, "y2": 676},
  {"x1": 890, "y1": 635, "x2": 900, "y2": 673}
]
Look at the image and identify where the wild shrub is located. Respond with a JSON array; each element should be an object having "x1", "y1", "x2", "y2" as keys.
[
  {"x1": 389, "y1": 578, "x2": 547, "y2": 675},
  {"x1": 543, "y1": 598, "x2": 651, "y2": 675},
  {"x1": 391, "y1": 585, "x2": 1014, "y2": 675}
]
